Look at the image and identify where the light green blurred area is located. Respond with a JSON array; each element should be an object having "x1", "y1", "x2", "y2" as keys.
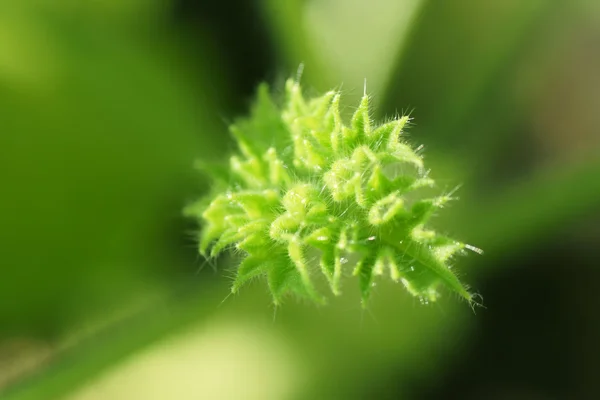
[
  {"x1": 1, "y1": 0, "x2": 600, "y2": 399},
  {"x1": 63, "y1": 318, "x2": 302, "y2": 400}
]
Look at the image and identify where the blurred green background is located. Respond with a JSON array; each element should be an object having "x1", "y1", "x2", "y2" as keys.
[{"x1": 1, "y1": 0, "x2": 599, "y2": 399}]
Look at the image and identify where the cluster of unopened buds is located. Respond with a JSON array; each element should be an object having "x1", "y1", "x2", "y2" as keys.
[{"x1": 185, "y1": 79, "x2": 480, "y2": 306}]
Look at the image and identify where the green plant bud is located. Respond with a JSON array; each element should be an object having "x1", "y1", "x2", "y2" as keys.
[{"x1": 184, "y1": 79, "x2": 480, "y2": 307}]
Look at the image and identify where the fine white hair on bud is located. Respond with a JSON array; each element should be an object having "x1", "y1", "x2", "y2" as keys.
[{"x1": 184, "y1": 80, "x2": 479, "y2": 307}]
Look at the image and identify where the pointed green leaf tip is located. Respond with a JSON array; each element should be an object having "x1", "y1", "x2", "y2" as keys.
[{"x1": 184, "y1": 79, "x2": 480, "y2": 307}]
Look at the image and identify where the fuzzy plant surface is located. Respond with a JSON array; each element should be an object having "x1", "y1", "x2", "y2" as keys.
[{"x1": 184, "y1": 79, "x2": 481, "y2": 306}]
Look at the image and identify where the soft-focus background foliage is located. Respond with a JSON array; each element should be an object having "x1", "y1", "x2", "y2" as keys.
[{"x1": 1, "y1": 0, "x2": 599, "y2": 399}]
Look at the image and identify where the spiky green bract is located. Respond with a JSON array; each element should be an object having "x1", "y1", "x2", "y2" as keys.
[{"x1": 185, "y1": 79, "x2": 478, "y2": 306}]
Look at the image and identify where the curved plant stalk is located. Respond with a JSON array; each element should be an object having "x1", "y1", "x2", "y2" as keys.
[
  {"x1": 451, "y1": 158, "x2": 600, "y2": 257},
  {"x1": 185, "y1": 80, "x2": 480, "y2": 306}
]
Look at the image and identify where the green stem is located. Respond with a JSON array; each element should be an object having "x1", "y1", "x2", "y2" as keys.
[{"x1": 452, "y1": 158, "x2": 600, "y2": 258}]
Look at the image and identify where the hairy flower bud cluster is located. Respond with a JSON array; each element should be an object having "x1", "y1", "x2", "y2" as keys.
[{"x1": 185, "y1": 80, "x2": 479, "y2": 306}]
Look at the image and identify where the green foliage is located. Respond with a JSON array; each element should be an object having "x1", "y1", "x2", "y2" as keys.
[{"x1": 185, "y1": 80, "x2": 480, "y2": 306}]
